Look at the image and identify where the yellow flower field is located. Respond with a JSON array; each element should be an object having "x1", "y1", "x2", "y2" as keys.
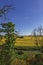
[{"x1": 0, "y1": 36, "x2": 43, "y2": 46}]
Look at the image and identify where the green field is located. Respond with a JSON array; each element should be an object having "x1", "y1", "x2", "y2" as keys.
[{"x1": 15, "y1": 50, "x2": 41, "y2": 59}]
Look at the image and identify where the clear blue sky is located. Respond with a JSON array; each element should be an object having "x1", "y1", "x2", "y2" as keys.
[{"x1": 0, "y1": 0, "x2": 43, "y2": 35}]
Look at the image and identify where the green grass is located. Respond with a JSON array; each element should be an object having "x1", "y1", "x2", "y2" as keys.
[
  {"x1": 14, "y1": 46, "x2": 40, "y2": 51},
  {"x1": 14, "y1": 49, "x2": 41, "y2": 60},
  {"x1": 13, "y1": 46, "x2": 41, "y2": 60}
]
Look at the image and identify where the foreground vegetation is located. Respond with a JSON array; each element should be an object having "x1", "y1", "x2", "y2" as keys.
[
  {"x1": 0, "y1": 22, "x2": 43, "y2": 65},
  {"x1": 11, "y1": 53, "x2": 43, "y2": 65}
]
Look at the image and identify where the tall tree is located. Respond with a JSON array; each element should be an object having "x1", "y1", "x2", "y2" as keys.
[{"x1": 0, "y1": 22, "x2": 17, "y2": 65}]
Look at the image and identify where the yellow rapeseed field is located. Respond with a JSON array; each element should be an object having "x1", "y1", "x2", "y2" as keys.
[
  {"x1": 0, "y1": 36, "x2": 43, "y2": 46},
  {"x1": 15, "y1": 36, "x2": 43, "y2": 46}
]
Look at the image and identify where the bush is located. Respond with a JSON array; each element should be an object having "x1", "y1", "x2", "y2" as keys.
[
  {"x1": 26, "y1": 54, "x2": 43, "y2": 65},
  {"x1": 18, "y1": 36, "x2": 24, "y2": 38},
  {"x1": 17, "y1": 50, "x2": 24, "y2": 55}
]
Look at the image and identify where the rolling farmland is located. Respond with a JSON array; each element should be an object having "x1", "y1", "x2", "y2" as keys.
[
  {"x1": 15, "y1": 36, "x2": 36, "y2": 46},
  {"x1": 0, "y1": 36, "x2": 43, "y2": 65},
  {"x1": 15, "y1": 36, "x2": 43, "y2": 46},
  {"x1": 0, "y1": 36, "x2": 43, "y2": 46}
]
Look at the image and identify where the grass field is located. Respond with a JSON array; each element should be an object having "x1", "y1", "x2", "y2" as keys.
[{"x1": 15, "y1": 51, "x2": 41, "y2": 59}]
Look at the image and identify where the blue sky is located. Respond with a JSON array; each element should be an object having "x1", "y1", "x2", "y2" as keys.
[{"x1": 0, "y1": 0, "x2": 43, "y2": 35}]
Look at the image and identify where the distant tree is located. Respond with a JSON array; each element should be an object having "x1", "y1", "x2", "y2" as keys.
[
  {"x1": 32, "y1": 25, "x2": 43, "y2": 53},
  {"x1": 0, "y1": 22, "x2": 17, "y2": 65}
]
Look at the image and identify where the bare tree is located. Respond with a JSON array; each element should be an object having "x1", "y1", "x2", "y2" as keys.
[
  {"x1": 0, "y1": 4, "x2": 14, "y2": 20},
  {"x1": 32, "y1": 25, "x2": 43, "y2": 53}
]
